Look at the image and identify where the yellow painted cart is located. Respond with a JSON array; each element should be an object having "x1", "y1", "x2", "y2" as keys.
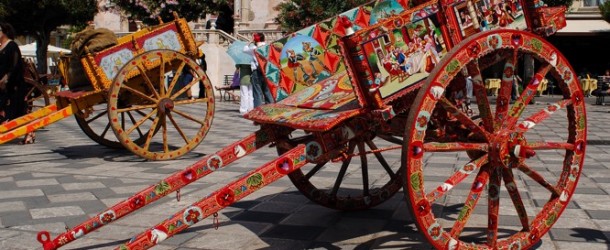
[{"x1": 0, "y1": 14, "x2": 215, "y2": 161}]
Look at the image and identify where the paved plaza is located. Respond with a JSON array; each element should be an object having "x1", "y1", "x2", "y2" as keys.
[{"x1": 0, "y1": 97, "x2": 609, "y2": 250}]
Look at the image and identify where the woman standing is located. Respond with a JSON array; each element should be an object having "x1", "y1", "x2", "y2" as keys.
[{"x1": 0, "y1": 22, "x2": 32, "y2": 144}]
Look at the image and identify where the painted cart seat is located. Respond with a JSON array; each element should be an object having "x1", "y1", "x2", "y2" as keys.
[{"x1": 244, "y1": 73, "x2": 364, "y2": 131}]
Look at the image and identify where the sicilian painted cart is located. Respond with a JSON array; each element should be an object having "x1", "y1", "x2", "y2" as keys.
[
  {"x1": 0, "y1": 14, "x2": 215, "y2": 160},
  {"x1": 37, "y1": 0, "x2": 585, "y2": 249}
]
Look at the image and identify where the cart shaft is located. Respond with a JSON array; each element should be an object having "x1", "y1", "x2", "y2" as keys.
[
  {"x1": 37, "y1": 126, "x2": 291, "y2": 250},
  {"x1": 116, "y1": 144, "x2": 307, "y2": 250},
  {"x1": 0, "y1": 105, "x2": 73, "y2": 144}
]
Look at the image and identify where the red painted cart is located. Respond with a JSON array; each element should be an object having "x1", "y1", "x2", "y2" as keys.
[
  {"x1": 38, "y1": 0, "x2": 585, "y2": 249},
  {"x1": 0, "y1": 14, "x2": 215, "y2": 160}
]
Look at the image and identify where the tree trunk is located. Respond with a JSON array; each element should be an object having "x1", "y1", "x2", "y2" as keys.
[{"x1": 35, "y1": 34, "x2": 50, "y2": 74}]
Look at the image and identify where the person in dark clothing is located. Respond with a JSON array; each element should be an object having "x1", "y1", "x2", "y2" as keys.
[
  {"x1": 198, "y1": 53, "x2": 207, "y2": 98},
  {"x1": 0, "y1": 22, "x2": 32, "y2": 143}
]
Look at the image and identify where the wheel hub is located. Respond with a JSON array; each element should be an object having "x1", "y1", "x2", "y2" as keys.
[
  {"x1": 489, "y1": 130, "x2": 535, "y2": 168},
  {"x1": 158, "y1": 98, "x2": 174, "y2": 115}
]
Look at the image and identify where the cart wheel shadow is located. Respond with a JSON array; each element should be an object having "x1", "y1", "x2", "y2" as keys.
[{"x1": 51, "y1": 143, "x2": 205, "y2": 162}]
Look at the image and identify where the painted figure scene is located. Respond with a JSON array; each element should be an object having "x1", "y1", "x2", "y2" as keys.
[
  {"x1": 279, "y1": 35, "x2": 333, "y2": 92},
  {"x1": 455, "y1": 0, "x2": 527, "y2": 38},
  {"x1": 363, "y1": 13, "x2": 447, "y2": 98}
]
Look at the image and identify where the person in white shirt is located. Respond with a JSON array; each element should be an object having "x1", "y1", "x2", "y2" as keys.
[{"x1": 243, "y1": 33, "x2": 274, "y2": 107}]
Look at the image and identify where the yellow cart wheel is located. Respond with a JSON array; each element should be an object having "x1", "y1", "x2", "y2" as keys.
[{"x1": 108, "y1": 50, "x2": 215, "y2": 160}]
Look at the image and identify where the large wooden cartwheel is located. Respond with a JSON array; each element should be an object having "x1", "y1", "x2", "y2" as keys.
[
  {"x1": 24, "y1": 77, "x2": 50, "y2": 114},
  {"x1": 278, "y1": 126, "x2": 404, "y2": 211},
  {"x1": 404, "y1": 29, "x2": 586, "y2": 248},
  {"x1": 108, "y1": 50, "x2": 215, "y2": 160}
]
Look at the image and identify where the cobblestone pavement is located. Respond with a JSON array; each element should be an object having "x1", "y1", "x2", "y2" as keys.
[{"x1": 0, "y1": 97, "x2": 609, "y2": 250}]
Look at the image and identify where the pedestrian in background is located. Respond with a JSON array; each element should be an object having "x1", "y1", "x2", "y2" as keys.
[
  {"x1": 237, "y1": 64, "x2": 253, "y2": 115},
  {"x1": 243, "y1": 33, "x2": 274, "y2": 107},
  {"x1": 0, "y1": 22, "x2": 33, "y2": 144},
  {"x1": 198, "y1": 53, "x2": 207, "y2": 98}
]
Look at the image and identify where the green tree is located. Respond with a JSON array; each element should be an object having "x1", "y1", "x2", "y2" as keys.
[
  {"x1": 0, "y1": 0, "x2": 98, "y2": 73},
  {"x1": 109, "y1": 0, "x2": 230, "y2": 26},
  {"x1": 601, "y1": 1, "x2": 610, "y2": 23},
  {"x1": 274, "y1": 0, "x2": 370, "y2": 33}
]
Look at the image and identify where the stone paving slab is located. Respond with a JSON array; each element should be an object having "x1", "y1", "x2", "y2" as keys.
[{"x1": 0, "y1": 99, "x2": 609, "y2": 249}]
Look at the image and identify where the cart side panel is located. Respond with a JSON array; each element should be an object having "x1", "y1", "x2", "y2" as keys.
[
  {"x1": 254, "y1": 0, "x2": 378, "y2": 106},
  {"x1": 342, "y1": 0, "x2": 454, "y2": 104},
  {"x1": 81, "y1": 19, "x2": 198, "y2": 91}
]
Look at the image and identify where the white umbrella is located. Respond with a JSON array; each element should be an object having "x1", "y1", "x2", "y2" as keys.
[{"x1": 19, "y1": 42, "x2": 71, "y2": 56}]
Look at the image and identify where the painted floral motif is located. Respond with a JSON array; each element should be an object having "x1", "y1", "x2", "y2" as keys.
[
  {"x1": 129, "y1": 195, "x2": 145, "y2": 209},
  {"x1": 216, "y1": 188, "x2": 235, "y2": 207},
  {"x1": 246, "y1": 173, "x2": 264, "y2": 188},
  {"x1": 306, "y1": 141, "x2": 323, "y2": 161},
  {"x1": 99, "y1": 210, "x2": 116, "y2": 224},
  {"x1": 181, "y1": 169, "x2": 195, "y2": 183},
  {"x1": 427, "y1": 222, "x2": 442, "y2": 240},
  {"x1": 206, "y1": 155, "x2": 223, "y2": 171},
  {"x1": 154, "y1": 181, "x2": 172, "y2": 196},
  {"x1": 276, "y1": 158, "x2": 293, "y2": 174},
  {"x1": 182, "y1": 206, "x2": 204, "y2": 225}
]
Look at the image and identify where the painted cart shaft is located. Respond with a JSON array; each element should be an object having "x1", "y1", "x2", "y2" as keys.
[{"x1": 37, "y1": 0, "x2": 586, "y2": 249}]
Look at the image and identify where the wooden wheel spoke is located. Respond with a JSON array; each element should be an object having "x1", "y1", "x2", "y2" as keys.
[
  {"x1": 116, "y1": 104, "x2": 157, "y2": 114},
  {"x1": 135, "y1": 110, "x2": 156, "y2": 122},
  {"x1": 143, "y1": 116, "x2": 161, "y2": 151},
  {"x1": 517, "y1": 99, "x2": 572, "y2": 133},
  {"x1": 426, "y1": 155, "x2": 488, "y2": 202},
  {"x1": 174, "y1": 98, "x2": 209, "y2": 105},
  {"x1": 172, "y1": 108, "x2": 206, "y2": 126},
  {"x1": 330, "y1": 142, "x2": 356, "y2": 197},
  {"x1": 495, "y1": 50, "x2": 518, "y2": 131},
  {"x1": 357, "y1": 142, "x2": 370, "y2": 196},
  {"x1": 439, "y1": 97, "x2": 490, "y2": 139},
  {"x1": 305, "y1": 161, "x2": 329, "y2": 180},
  {"x1": 517, "y1": 163, "x2": 560, "y2": 196},
  {"x1": 450, "y1": 167, "x2": 490, "y2": 238},
  {"x1": 365, "y1": 139, "x2": 396, "y2": 178},
  {"x1": 503, "y1": 64, "x2": 552, "y2": 130},
  {"x1": 167, "y1": 61, "x2": 186, "y2": 96},
  {"x1": 167, "y1": 112, "x2": 189, "y2": 144},
  {"x1": 100, "y1": 122, "x2": 112, "y2": 138},
  {"x1": 502, "y1": 168, "x2": 530, "y2": 231},
  {"x1": 121, "y1": 84, "x2": 158, "y2": 104},
  {"x1": 86, "y1": 110, "x2": 108, "y2": 124},
  {"x1": 170, "y1": 77, "x2": 199, "y2": 100},
  {"x1": 487, "y1": 168, "x2": 502, "y2": 247},
  {"x1": 466, "y1": 60, "x2": 494, "y2": 132},
  {"x1": 126, "y1": 109, "x2": 158, "y2": 136},
  {"x1": 159, "y1": 54, "x2": 166, "y2": 96},
  {"x1": 526, "y1": 141, "x2": 575, "y2": 151},
  {"x1": 136, "y1": 64, "x2": 160, "y2": 99},
  {"x1": 423, "y1": 142, "x2": 488, "y2": 152},
  {"x1": 126, "y1": 111, "x2": 145, "y2": 138}
]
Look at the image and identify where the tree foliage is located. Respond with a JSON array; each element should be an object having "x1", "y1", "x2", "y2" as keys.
[
  {"x1": 0, "y1": 0, "x2": 98, "y2": 73},
  {"x1": 109, "y1": 0, "x2": 230, "y2": 26},
  {"x1": 601, "y1": 1, "x2": 610, "y2": 24},
  {"x1": 274, "y1": 0, "x2": 370, "y2": 33}
]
